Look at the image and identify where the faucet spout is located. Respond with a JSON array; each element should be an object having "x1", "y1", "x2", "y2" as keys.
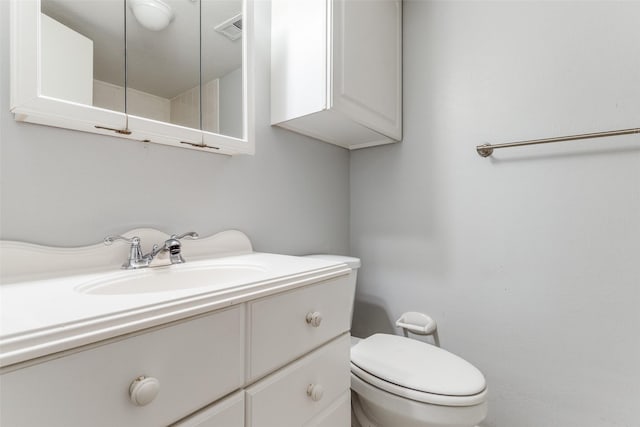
[{"x1": 148, "y1": 237, "x2": 183, "y2": 264}]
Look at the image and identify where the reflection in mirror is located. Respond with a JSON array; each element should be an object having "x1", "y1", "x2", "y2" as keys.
[
  {"x1": 40, "y1": 0, "x2": 126, "y2": 111},
  {"x1": 202, "y1": 0, "x2": 243, "y2": 138},
  {"x1": 38, "y1": 0, "x2": 245, "y2": 140},
  {"x1": 126, "y1": 0, "x2": 201, "y2": 128}
]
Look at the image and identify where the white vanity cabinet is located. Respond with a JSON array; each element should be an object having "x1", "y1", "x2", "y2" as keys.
[
  {"x1": 271, "y1": 0, "x2": 402, "y2": 149},
  {"x1": 0, "y1": 275, "x2": 353, "y2": 427}
]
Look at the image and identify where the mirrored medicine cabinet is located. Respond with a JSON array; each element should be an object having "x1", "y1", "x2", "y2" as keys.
[{"x1": 10, "y1": 0, "x2": 254, "y2": 155}]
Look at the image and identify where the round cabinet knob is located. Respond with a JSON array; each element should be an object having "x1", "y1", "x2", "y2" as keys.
[
  {"x1": 129, "y1": 376, "x2": 160, "y2": 406},
  {"x1": 306, "y1": 311, "x2": 323, "y2": 327},
  {"x1": 307, "y1": 384, "x2": 324, "y2": 402}
]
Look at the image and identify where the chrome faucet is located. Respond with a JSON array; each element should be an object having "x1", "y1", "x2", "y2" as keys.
[{"x1": 104, "y1": 232, "x2": 199, "y2": 269}]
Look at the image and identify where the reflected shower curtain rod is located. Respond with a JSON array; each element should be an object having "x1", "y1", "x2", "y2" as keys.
[{"x1": 476, "y1": 127, "x2": 640, "y2": 158}]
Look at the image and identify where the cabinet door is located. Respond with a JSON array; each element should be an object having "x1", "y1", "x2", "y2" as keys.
[
  {"x1": 248, "y1": 276, "x2": 354, "y2": 381},
  {"x1": 332, "y1": 0, "x2": 402, "y2": 140},
  {"x1": 11, "y1": 0, "x2": 255, "y2": 155},
  {"x1": 304, "y1": 391, "x2": 350, "y2": 427},
  {"x1": 172, "y1": 391, "x2": 244, "y2": 427},
  {"x1": 0, "y1": 307, "x2": 244, "y2": 427},
  {"x1": 246, "y1": 334, "x2": 351, "y2": 427}
]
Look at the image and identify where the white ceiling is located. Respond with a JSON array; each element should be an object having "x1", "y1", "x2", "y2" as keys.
[{"x1": 42, "y1": 0, "x2": 242, "y2": 99}]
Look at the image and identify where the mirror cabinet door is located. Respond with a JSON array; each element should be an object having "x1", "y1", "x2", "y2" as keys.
[
  {"x1": 11, "y1": 0, "x2": 253, "y2": 154},
  {"x1": 40, "y1": 0, "x2": 126, "y2": 113},
  {"x1": 201, "y1": 0, "x2": 244, "y2": 139},
  {"x1": 125, "y1": 0, "x2": 201, "y2": 129}
]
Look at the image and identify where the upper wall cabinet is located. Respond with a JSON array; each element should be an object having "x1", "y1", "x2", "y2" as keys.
[
  {"x1": 270, "y1": 0, "x2": 402, "y2": 150},
  {"x1": 10, "y1": 0, "x2": 254, "y2": 155}
]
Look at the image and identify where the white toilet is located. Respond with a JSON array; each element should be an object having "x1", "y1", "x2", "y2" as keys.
[{"x1": 306, "y1": 255, "x2": 488, "y2": 427}]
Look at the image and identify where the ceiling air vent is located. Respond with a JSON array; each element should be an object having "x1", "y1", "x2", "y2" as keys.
[{"x1": 215, "y1": 13, "x2": 242, "y2": 41}]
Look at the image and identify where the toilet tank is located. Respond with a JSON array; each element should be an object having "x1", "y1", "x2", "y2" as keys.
[{"x1": 304, "y1": 255, "x2": 361, "y2": 327}]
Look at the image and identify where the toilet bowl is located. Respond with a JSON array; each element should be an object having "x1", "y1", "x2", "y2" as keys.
[
  {"x1": 350, "y1": 334, "x2": 487, "y2": 427},
  {"x1": 305, "y1": 255, "x2": 488, "y2": 427}
]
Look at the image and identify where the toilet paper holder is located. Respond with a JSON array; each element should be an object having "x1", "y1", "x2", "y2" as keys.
[{"x1": 395, "y1": 312, "x2": 440, "y2": 347}]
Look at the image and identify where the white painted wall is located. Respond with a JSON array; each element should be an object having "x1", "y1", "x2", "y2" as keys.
[
  {"x1": 0, "y1": 0, "x2": 349, "y2": 257},
  {"x1": 94, "y1": 80, "x2": 172, "y2": 123},
  {"x1": 219, "y1": 67, "x2": 243, "y2": 139},
  {"x1": 350, "y1": 2, "x2": 640, "y2": 427},
  {"x1": 170, "y1": 83, "x2": 201, "y2": 130},
  {"x1": 202, "y1": 78, "x2": 220, "y2": 134},
  {"x1": 92, "y1": 79, "x2": 125, "y2": 113}
]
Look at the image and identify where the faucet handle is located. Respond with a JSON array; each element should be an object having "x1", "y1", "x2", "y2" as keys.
[
  {"x1": 171, "y1": 232, "x2": 199, "y2": 240},
  {"x1": 104, "y1": 235, "x2": 140, "y2": 246},
  {"x1": 104, "y1": 235, "x2": 146, "y2": 269}
]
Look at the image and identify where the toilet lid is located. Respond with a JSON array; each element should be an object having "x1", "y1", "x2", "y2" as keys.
[{"x1": 351, "y1": 334, "x2": 486, "y2": 397}]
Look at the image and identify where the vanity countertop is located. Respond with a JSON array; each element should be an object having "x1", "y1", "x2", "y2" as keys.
[{"x1": 0, "y1": 252, "x2": 350, "y2": 369}]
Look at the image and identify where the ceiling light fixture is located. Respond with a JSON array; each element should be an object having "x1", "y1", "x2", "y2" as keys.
[{"x1": 129, "y1": 0, "x2": 175, "y2": 31}]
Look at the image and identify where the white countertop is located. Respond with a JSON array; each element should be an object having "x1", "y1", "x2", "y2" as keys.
[{"x1": 0, "y1": 252, "x2": 350, "y2": 368}]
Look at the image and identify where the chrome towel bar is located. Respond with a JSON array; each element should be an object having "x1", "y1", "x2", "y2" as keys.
[{"x1": 476, "y1": 127, "x2": 640, "y2": 157}]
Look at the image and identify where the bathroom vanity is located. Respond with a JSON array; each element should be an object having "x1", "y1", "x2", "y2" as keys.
[{"x1": 0, "y1": 230, "x2": 353, "y2": 426}]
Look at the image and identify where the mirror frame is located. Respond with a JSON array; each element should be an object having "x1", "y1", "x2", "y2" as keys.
[{"x1": 9, "y1": 0, "x2": 254, "y2": 156}]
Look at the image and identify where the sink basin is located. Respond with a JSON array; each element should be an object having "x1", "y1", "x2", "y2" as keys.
[{"x1": 76, "y1": 264, "x2": 268, "y2": 295}]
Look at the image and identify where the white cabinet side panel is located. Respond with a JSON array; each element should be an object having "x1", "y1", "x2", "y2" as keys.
[
  {"x1": 332, "y1": 0, "x2": 402, "y2": 139},
  {"x1": 271, "y1": 0, "x2": 328, "y2": 124}
]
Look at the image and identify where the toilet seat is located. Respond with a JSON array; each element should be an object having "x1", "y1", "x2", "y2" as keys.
[
  {"x1": 351, "y1": 334, "x2": 487, "y2": 407},
  {"x1": 351, "y1": 363, "x2": 487, "y2": 406}
]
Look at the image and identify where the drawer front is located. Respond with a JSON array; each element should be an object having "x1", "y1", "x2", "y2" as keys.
[
  {"x1": 0, "y1": 306, "x2": 244, "y2": 427},
  {"x1": 248, "y1": 275, "x2": 353, "y2": 380},
  {"x1": 304, "y1": 391, "x2": 350, "y2": 427},
  {"x1": 172, "y1": 391, "x2": 244, "y2": 427},
  {"x1": 246, "y1": 333, "x2": 351, "y2": 427}
]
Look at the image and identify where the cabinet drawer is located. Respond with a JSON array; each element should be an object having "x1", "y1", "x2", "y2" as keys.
[
  {"x1": 304, "y1": 391, "x2": 350, "y2": 427},
  {"x1": 248, "y1": 276, "x2": 353, "y2": 381},
  {"x1": 0, "y1": 306, "x2": 244, "y2": 427},
  {"x1": 172, "y1": 391, "x2": 244, "y2": 427},
  {"x1": 246, "y1": 334, "x2": 351, "y2": 427}
]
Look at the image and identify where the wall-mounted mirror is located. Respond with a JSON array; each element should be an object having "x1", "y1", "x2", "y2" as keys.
[
  {"x1": 40, "y1": 0, "x2": 126, "y2": 111},
  {"x1": 10, "y1": 0, "x2": 253, "y2": 155}
]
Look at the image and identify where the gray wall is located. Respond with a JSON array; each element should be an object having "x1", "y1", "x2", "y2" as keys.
[
  {"x1": 0, "y1": 0, "x2": 350, "y2": 255},
  {"x1": 350, "y1": 1, "x2": 640, "y2": 427}
]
